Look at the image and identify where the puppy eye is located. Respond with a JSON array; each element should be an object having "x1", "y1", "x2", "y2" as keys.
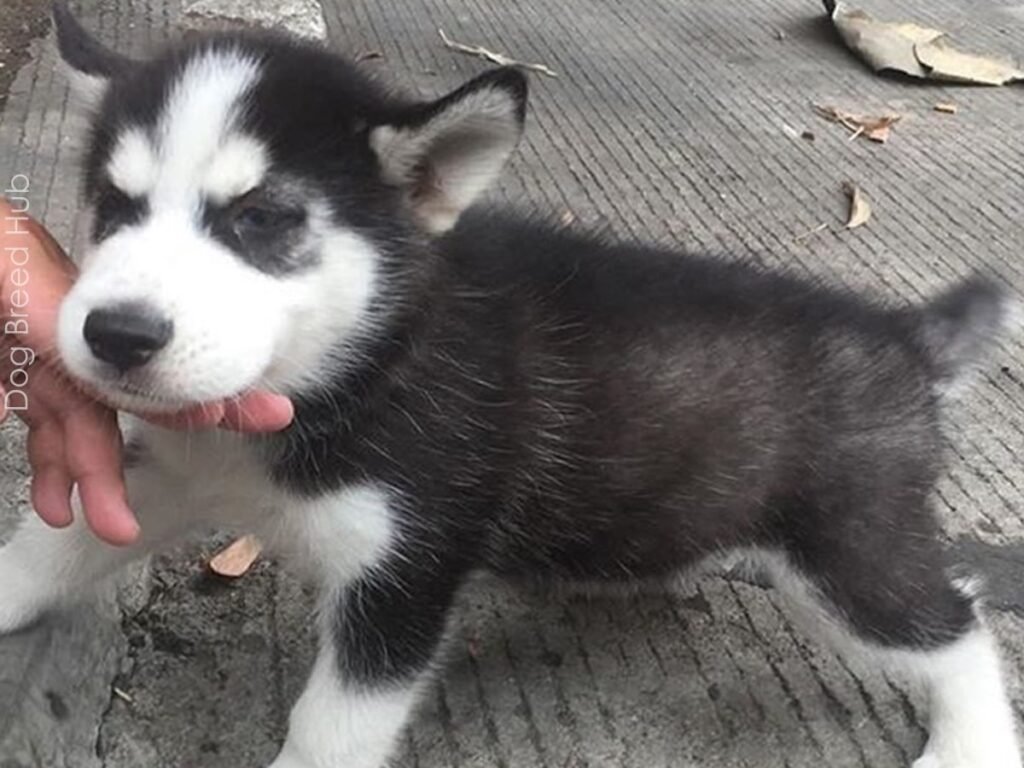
[{"x1": 231, "y1": 201, "x2": 304, "y2": 238}]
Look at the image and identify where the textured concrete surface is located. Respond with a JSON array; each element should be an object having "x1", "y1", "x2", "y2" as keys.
[
  {"x1": 183, "y1": 0, "x2": 327, "y2": 41},
  {"x1": 2, "y1": 0, "x2": 1024, "y2": 766}
]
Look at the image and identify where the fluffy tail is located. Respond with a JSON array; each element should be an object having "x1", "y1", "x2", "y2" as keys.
[{"x1": 918, "y1": 276, "x2": 1017, "y2": 397}]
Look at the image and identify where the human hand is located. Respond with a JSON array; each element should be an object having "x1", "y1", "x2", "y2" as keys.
[{"x1": 0, "y1": 198, "x2": 293, "y2": 545}]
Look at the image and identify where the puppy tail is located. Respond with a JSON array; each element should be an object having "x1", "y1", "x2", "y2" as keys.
[{"x1": 918, "y1": 275, "x2": 1018, "y2": 398}]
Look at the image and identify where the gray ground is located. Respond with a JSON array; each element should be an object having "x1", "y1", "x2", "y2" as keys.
[{"x1": 2, "y1": 0, "x2": 1024, "y2": 766}]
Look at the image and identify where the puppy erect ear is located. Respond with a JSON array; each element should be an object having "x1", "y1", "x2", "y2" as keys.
[
  {"x1": 371, "y1": 67, "x2": 528, "y2": 233},
  {"x1": 52, "y1": 1, "x2": 134, "y2": 110}
]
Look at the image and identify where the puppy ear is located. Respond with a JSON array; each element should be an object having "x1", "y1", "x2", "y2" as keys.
[
  {"x1": 370, "y1": 67, "x2": 527, "y2": 233},
  {"x1": 53, "y1": 1, "x2": 134, "y2": 110}
]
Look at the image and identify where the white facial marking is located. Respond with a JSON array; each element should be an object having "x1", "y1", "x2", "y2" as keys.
[
  {"x1": 202, "y1": 134, "x2": 269, "y2": 203},
  {"x1": 151, "y1": 49, "x2": 261, "y2": 208},
  {"x1": 60, "y1": 47, "x2": 385, "y2": 410},
  {"x1": 260, "y1": 202, "x2": 381, "y2": 393},
  {"x1": 106, "y1": 127, "x2": 158, "y2": 197},
  {"x1": 58, "y1": 209, "x2": 288, "y2": 410}
]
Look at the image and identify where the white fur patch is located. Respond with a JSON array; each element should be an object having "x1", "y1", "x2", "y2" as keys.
[
  {"x1": 906, "y1": 628, "x2": 1022, "y2": 768},
  {"x1": 260, "y1": 207, "x2": 382, "y2": 393},
  {"x1": 58, "y1": 209, "x2": 288, "y2": 410},
  {"x1": 202, "y1": 134, "x2": 269, "y2": 203},
  {"x1": 262, "y1": 484, "x2": 414, "y2": 768},
  {"x1": 151, "y1": 48, "x2": 261, "y2": 209},
  {"x1": 265, "y1": 484, "x2": 396, "y2": 586},
  {"x1": 101, "y1": 49, "x2": 267, "y2": 204},
  {"x1": 270, "y1": 648, "x2": 419, "y2": 768},
  {"x1": 107, "y1": 127, "x2": 158, "y2": 197}
]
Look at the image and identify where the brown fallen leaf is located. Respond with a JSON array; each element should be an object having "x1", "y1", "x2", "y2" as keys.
[
  {"x1": 824, "y1": 0, "x2": 1024, "y2": 85},
  {"x1": 209, "y1": 535, "x2": 263, "y2": 578},
  {"x1": 842, "y1": 182, "x2": 872, "y2": 229},
  {"x1": 934, "y1": 102, "x2": 958, "y2": 114},
  {"x1": 438, "y1": 29, "x2": 557, "y2": 78},
  {"x1": 813, "y1": 104, "x2": 901, "y2": 144},
  {"x1": 915, "y1": 36, "x2": 1024, "y2": 86}
]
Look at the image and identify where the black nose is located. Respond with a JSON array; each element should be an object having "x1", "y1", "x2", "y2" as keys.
[{"x1": 83, "y1": 304, "x2": 173, "y2": 372}]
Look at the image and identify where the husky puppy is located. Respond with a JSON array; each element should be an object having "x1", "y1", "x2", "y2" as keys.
[{"x1": 0, "y1": 4, "x2": 1019, "y2": 767}]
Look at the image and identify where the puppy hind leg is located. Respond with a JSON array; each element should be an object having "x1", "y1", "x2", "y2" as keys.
[
  {"x1": 758, "y1": 531, "x2": 1021, "y2": 768},
  {"x1": 904, "y1": 624, "x2": 1020, "y2": 768}
]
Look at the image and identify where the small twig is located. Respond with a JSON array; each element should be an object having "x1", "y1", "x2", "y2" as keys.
[
  {"x1": 794, "y1": 222, "x2": 829, "y2": 242},
  {"x1": 438, "y1": 29, "x2": 558, "y2": 78},
  {"x1": 112, "y1": 686, "x2": 134, "y2": 704}
]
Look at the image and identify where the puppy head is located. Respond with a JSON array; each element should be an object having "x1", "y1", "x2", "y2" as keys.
[{"x1": 53, "y1": 2, "x2": 526, "y2": 412}]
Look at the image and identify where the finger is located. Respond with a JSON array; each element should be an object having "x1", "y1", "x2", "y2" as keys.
[
  {"x1": 25, "y1": 214, "x2": 73, "y2": 267},
  {"x1": 221, "y1": 392, "x2": 294, "y2": 432},
  {"x1": 25, "y1": 418, "x2": 74, "y2": 528},
  {"x1": 143, "y1": 401, "x2": 226, "y2": 430},
  {"x1": 64, "y1": 405, "x2": 140, "y2": 546},
  {"x1": 30, "y1": 464, "x2": 75, "y2": 529}
]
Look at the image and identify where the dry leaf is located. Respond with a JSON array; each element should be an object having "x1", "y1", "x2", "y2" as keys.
[
  {"x1": 813, "y1": 104, "x2": 901, "y2": 144},
  {"x1": 824, "y1": 0, "x2": 1024, "y2": 85},
  {"x1": 209, "y1": 535, "x2": 263, "y2": 578},
  {"x1": 934, "y1": 102, "x2": 958, "y2": 114},
  {"x1": 915, "y1": 37, "x2": 1024, "y2": 86},
  {"x1": 356, "y1": 50, "x2": 383, "y2": 63},
  {"x1": 438, "y1": 29, "x2": 557, "y2": 78},
  {"x1": 864, "y1": 120, "x2": 893, "y2": 143},
  {"x1": 842, "y1": 182, "x2": 872, "y2": 229}
]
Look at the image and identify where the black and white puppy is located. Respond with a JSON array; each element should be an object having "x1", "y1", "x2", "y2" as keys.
[{"x1": 0, "y1": 4, "x2": 1020, "y2": 767}]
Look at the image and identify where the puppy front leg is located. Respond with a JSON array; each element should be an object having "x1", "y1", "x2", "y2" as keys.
[
  {"x1": 0, "y1": 456, "x2": 201, "y2": 632},
  {"x1": 270, "y1": 564, "x2": 461, "y2": 768}
]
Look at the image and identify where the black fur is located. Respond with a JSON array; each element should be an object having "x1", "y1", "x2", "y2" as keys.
[
  {"x1": 57, "y1": 13, "x2": 1009, "y2": 689},
  {"x1": 53, "y1": 0, "x2": 132, "y2": 77},
  {"x1": 272, "y1": 208, "x2": 1001, "y2": 684}
]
